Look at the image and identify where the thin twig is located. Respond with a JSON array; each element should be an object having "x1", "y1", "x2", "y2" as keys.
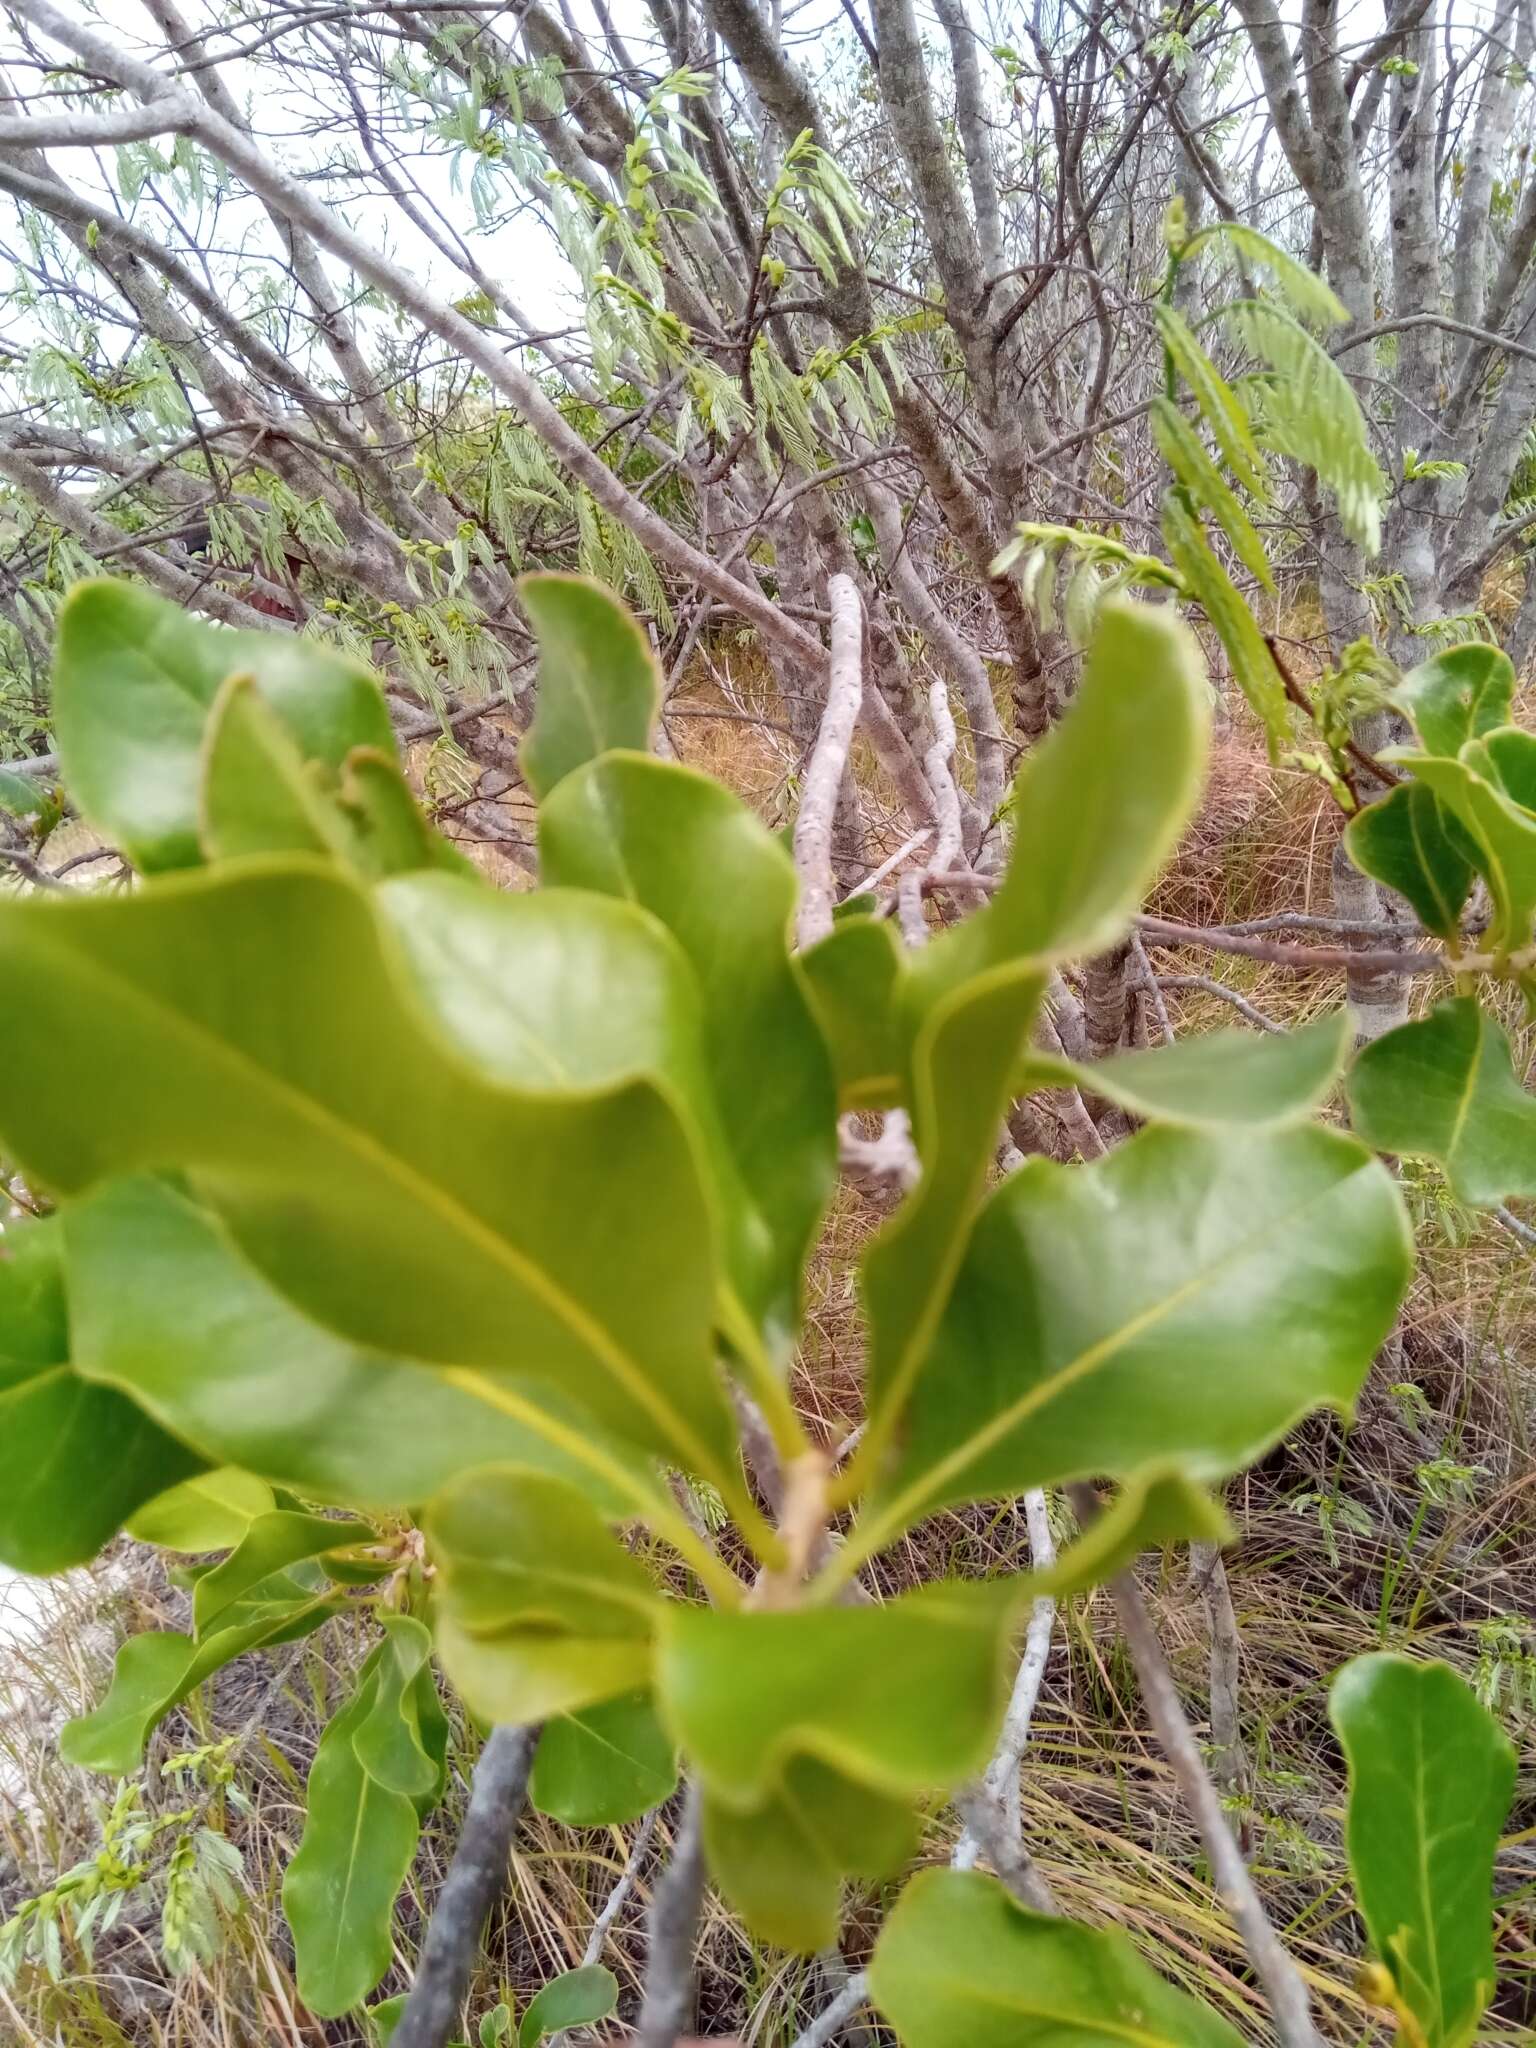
[
  {"x1": 1154, "y1": 974, "x2": 1285, "y2": 1034},
  {"x1": 634, "y1": 1785, "x2": 707, "y2": 2048},
  {"x1": 582, "y1": 1809, "x2": 658, "y2": 1967},
  {"x1": 393, "y1": 1724, "x2": 539, "y2": 2048},
  {"x1": 786, "y1": 1970, "x2": 873, "y2": 2048}
]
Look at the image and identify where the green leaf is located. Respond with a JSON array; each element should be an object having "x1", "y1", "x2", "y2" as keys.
[
  {"x1": 519, "y1": 572, "x2": 658, "y2": 798},
  {"x1": 1225, "y1": 299, "x2": 1386, "y2": 554},
  {"x1": 353, "y1": 1614, "x2": 444, "y2": 1802},
  {"x1": 1160, "y1": 492, "x2": 1289, "y2": 754},
  {"x1": 1028, "y1": 1012, "x2": 1350, "y2": 1129},
  {"x1": 0, "y1": 859, "x2": 733, "y2": 1485},
  {"x1": 52, "y1": 579, "x2": 395, "y2": 872},
  {"x1": 283, "y1": 1648, "x2": 421, "y2": 2017},
  {"x1": 1153, "y1": 305, "x2": 1268, "y2": 499},
  {"x1": 530, "y1": 1690, "x2": 678, "y2": 1825},
  {"x1": 797, "y1": 916, "x2": 907, "y2": 1110},
  {"x1": 857, "y1": 1125, "x2": 1410, "y2": 1550},
  {"x1": 1386, "y1": 751, "x2": 1536, "y2": 953},
  {"x1": 0, "y1": 764, "x2": 49, "y2": 819},
  {"x1": 1330, "y1": 1654, "x2": 1516, "y2": 2048},
  {"x1": 870, "y1": 1868, "x2": 1246, "y2": 2047},
  {"x1": 1030, "y1": 1470, "x2": 1234, "y2": 1598},
  {"x1": 1190, "y1": 221, "x2": 1348, "y2": 328},
  {"x1": 192, "y1": 1508, "x2": 375, "y2": 1636},
  {"x1": 1345, "y1": 782, "x2": 1474, "y2": 942},
  {"x1": 128, "y1": 1468, "x2": 276, "y2": 1551},
  {"x1": 540, "y1": 753, "x2": 837, "y2": 1352},
  {"x1": 428, "y1": 1469, "x2": 660, "y2": 1724},
  {"x1": 1149, "y1": 397, "x2": 1274, "y2": 592},
  {"x1": 61, "y1": 1587, "x2": 343, "y2": 1772},
  {"x1": 518, "y1": 1965, "x2": 619, "y2": 2048},
  {"x1": 1347, "y1": 996, "x2": 1536, "y2": 1205},
  {"x1": 368, "y1": 1994, "x2": 407, "y2": 2045},
  {"x1": 1393, "y1": 645, "x2": 1515, "y2": 758},
  {"x1": 481, "y1": 2006, "x2": 514, "y2": 2048},
  {"x1": 0, "y1": 1217, "x2": 203, "y2": 1574},
  {"x1": 855, "y1": 605, "x2": 1209, "y2": 1488},
  {"x1": 657, "y1": 1580, "x2": 1014, "y2": 1809},
  {"x1": 703, "y1": 1756, "x2": 918, "y2": 1952},
  {"x1": 65, "y1": 1177, "x2": 648, "y2": 1517},
  {"x1": 1465, "y1": 725, "x2": 1536, "y2": 813}
]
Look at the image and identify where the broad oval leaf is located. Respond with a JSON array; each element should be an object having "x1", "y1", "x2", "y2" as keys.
[
  {"x1": 1393, "y1": 644, "x2": 1515, "y2": 759},
  {"x1": 870, "y1": 1868, "x2": 1245, "y2": 2047},
  {"x1": 353, "y1": 1614, "x2": 445, "y2": 1804},
  {"x1": 540, "y1": 751, "x2": 837, "y2": 1353},
  {"x1": 796, "y1": 915, "x2": 907, "y2": 1110},
  {"x1": 52, "y1": 579, "x2": 395, "y2": 872},
  {"x1": 0, "y1": 1217, "x2": 203, "y2": 1574},
  {"x1": 1348, "y1": 997, "x2": 1536, "y2": 1207},
  {"x1": 1346, "y1": 781, "x2": 1474, "y2": 942},
  {"x1": 0, "y1": 859, "x2": 733, "y2": 1485},
  {"x1": 857, "y1": 1125, "x2": 1411, "y2": 1553},
  {"x1": 65, "y1": 1177, "x2": 650, "y2": 1517},
  {"x1": 529, "y1": 1690, "x2": 678, "y2": 1825},
  {"x1": 1386, "y1": 751, "x2": 1536, "y2": 954},
  {"x1": 283, "y1": 1647, "x2": 422, "y2": 2017},
  {"x1": 520, "y1": 571, "x2": 659, "y2": 799},
  {"x1": 127, "y1": 1467, "x2": 276, "y2": 1551},
  {"x1": 519, "y1": 1964, "x2": 619, "y2": 2048},
  {"x1": 1330, "y1": 1654, "x2": 1516, "y2": 2048},
  {"x1": 192, "y1": 1508, "x2": 375, "y2": 1637},
  {"x1": 1030, "y1": 1011, "x2": 1349, "y2": 1129},
  {"x1": 428, "y1": 1468, "x2": 660, "y2": 1723}
]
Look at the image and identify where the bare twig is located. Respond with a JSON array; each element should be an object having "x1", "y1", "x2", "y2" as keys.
[
  {"x1": 794, "y1": 574, "x2": 864, "y2": 949},
  {"x1": 635, "y1": 1785, "x2": 707, "y2": 2048},
  {"x1": 582, "y1": 1808, "x2": 659, "y2": 1967}
]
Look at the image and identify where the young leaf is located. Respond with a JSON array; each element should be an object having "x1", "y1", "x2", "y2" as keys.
[
  {"x1": 1153, "y1": 305, "x2": 1268, "y2": 499},
  {"x1": 1393, "y1": 644, "x2": 1515, "y2": 758},
  {"x1": 1028, "y1": 1011, "x2": 1349, "y2": 1129},
  {"x1": 656, "y1": 1580, "x2": 1014, "y2": 1809},
  {"x1": 1345, "y1": 782, "x2": 1474, "y2": 941},
  {"x1": 540, "y1": 752, "x2": 837, "y2": 1351},
  {"x1": 0, "y1": 1217, "x2": 203, "y2": 1575},
  {"x1": 283, "y1": 1649, "x2": 422, "y2": 2017},
  {"x1": 0, "y1": 860, "x2": 734, "y2": 1485},
  {"x1": 128, "y1": 1468, "x2": 276, "y2": 1551},
  {"x1": 353, "y1": 1615, "x2": 443, "y2": 1802},
  {"x1": 428, "y1": 1468, "x2": 660, "y2": 1723},
  {"x1": 192, "y1": 1508, "x2": 375, "y2": 1636},
  {"x1": 61, "y1": 1587, "x2": 344, "y2": 1773},
  {"x1": 796, "y1": 915, "x2": 907, "y2": 1110},
  {"x1": 199, "y1": 672, "x2": 355, "y2": 863},
  {"x1": 1160, "y1": 492, "x2": 1290, "y2": 755},
  {"x1": 529, "y1": 1690, "x2": 678, "y2": 1825},
  {"x1": 519, "y1": 571, "x2": 659, "y2": 798},
  {"x1": 1347, "y1": 996, "x2": 1536, "y2": 1205},
  {"x1": 1389, "y1": 751, "x2": 1536, "y2": 953},
  {"x1": 870, "y1": 1868, "x2": 1245, "y2": 2046},
  {"x1": 1464, "y1": 725, "x2": 1536, "y2": 813},
  {"x1": 859, "y1": 1125, "x2": 1410, "y2": 1549},
  {"x1": 1190, "y1": 221, "x2": 1349, "y2": 328},
  {"x1": 1149, "y1": 396, "x2": 1275, "y2": 592},
  {"x1": 65, "y1": 1177, "x2": 651, "y2": 1518},
  {"x1": 52, "y1": 579, "x2": 395, "y2": 872},
  {"x1": 0, "y1": 764, "x2": 50, "y2": 819},
  {"x1": 1330, "y1": 1654, "x2": 1516, "y2": 2048},
  {"x1": 703, "y1": 1756, "x2": 918, "y2": 1953},
  {"x1": 518, "y1": 1964, "x2": 619, "y2": 2048}
]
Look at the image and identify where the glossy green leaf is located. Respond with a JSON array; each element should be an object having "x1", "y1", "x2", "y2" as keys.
[
  {"x1": 61, "y1": 1585, "x2": 343, "y2": 1772},
  {"x1": 428, "y1": 1469, "x2": 660, "y2": 1724},
  {"x1": 1347, "y1": 996, "x2": 1536, "y2": 1206},
  {"x1": 0, "y1": 1217, "x2": 202, "y2": 1574},
  {"x1": 1393, "y1": 645, "x2": 1515, "y2": 759},
  {"x1": 520, "y1": 571, "x2": 659, "y2": 799},
  {"x1": 52, "y1": 579, "x2": 394, "y2": 872},
  {"x1": 1345, "y1": 781, "x2": 1474, "y2": 941},
  {"x1": 657, "y1": 1579, "x2": 1013, "y2": 1809},
  {"x1": 0, "y1": 764, "x2": 49, "y2": 819},
  {"x1": 0, "y1": 859, "x2": 733, "y2": 1486},
  {"x1": 1331, "y1": 1654, "x2": 1516, "y2": 2048},
  {"x1": 870, "y1": 1868, "x2": 1245, "y2": 2047},
  {"x1": 541, "y1": 752, "x2": 837, "y2": 1351},
  {"x1": 127, "y1": 1468, "x2": 276, "y2": 1551},
  {"x1": 529, "y1": 1690, "x2": 678, "y2": 1825},
  {"x1": 703, "y1": 1756, "x2": 918, "y2": 1953},
  {"x1": 1467, "y1": 724, "x2": 1536, "y2": 813},
  {"x1": 519, "y1": 1964, "x2": 618, "y2": 2048},
  {"x1": 283, "y1": 1648, "x2": 421, "y2": 2017},
  {"x1": 1387, "y1": 751, "x2": 1536, "y2": 954},
  {"x1": 65, "y1": 1177, "x2": 647, "y2": 1517},
  {"x1": 1029, "y1": 1011, "x2": 1349, "y2": 1128},
  {"x1": 481, "y1": 2006, "x2": 513, "y2": 2048},
  {"x1": 193, "y1": 1509, "x2": 374, "y2": 1636},
  {"x1": 1030, "y1": 1470, "x2": 1233, "y2": 1599},
  {"x1": 354, "y1": 1615, "x2": 443, "y2": 1802},
  {"x1": 858, "y1": 1125, "x2": 1410, "y2": 1551},
  {"x1": 797, "y1": 916, "x2": 907, "y2": 1110}
]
